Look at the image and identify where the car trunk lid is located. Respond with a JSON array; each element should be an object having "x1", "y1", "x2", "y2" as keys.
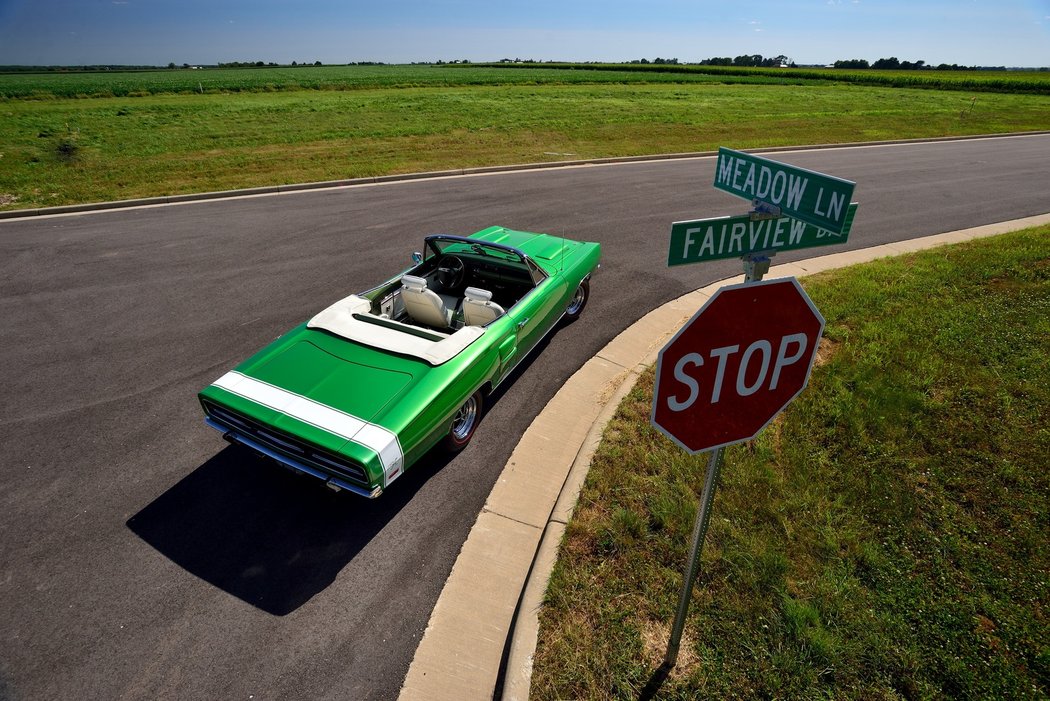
[{"x1": 250, "y1": 340, "x2": 415, "y2": 424}]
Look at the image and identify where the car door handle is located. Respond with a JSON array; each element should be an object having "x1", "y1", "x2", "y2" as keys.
[{"x1": 516, "y1": 318, "x2": 530, "y2": 330}]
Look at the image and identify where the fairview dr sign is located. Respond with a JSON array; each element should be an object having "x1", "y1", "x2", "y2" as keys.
[
  {"x1": 668, "y1": 204, "x2": 858, "y2": 266},
  {"x1": 713, "y1": 147, "x2": 857, "y2": 235}
]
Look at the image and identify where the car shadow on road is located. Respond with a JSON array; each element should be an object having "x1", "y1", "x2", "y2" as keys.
[
  {"x1": 126, "y1": 444, "x2": 451, "y2": 616},
  {"x1": 126, "y1": 311, "x2": 583, "y2": 617}
]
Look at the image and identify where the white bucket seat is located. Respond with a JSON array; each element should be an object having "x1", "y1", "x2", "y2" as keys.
[
  {"x1": 462, "y1": 287, "x2": 505, "y2": 327},
  {"x1": 401, "y1": 275, "x2": 453, "y2": 329}
]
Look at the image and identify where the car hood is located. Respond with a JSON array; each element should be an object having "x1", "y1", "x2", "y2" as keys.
[
  {"x1": 248, "y1": 339, "x2": 415, "y2": 424},
  {"x1": 471, "y1": 226, "x2": 594, "y2": 275}
]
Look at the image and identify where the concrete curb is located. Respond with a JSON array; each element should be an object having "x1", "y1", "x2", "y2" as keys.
[
  {"x1": 2, "y1": 132, "x2": 1047, "y2": 221},
  {"x1": 397, "y1": 212, "x2": 1050, "y2": 701}
]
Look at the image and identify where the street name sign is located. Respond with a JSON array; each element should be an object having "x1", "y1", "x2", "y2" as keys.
[
  {"x1": 651, "y1": 277, "x2": 825, "y2": 454},
  {"x1": 713, "y1": 147, "x2": 856, "y2": 235},
  {"x1": 668, "y1": 203, "x2": 858, "y2": 266}
]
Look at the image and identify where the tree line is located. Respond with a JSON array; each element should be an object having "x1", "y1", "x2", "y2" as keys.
[
  {"x1": 700, "y1": 55, "x2": 794, "y2": 68},
  {"x1": 833, "y1": 58, "x2": 1010, "y2": 71},
  {"x1": 695, "y1": 55, "x2": 1008, "y2": 71}
]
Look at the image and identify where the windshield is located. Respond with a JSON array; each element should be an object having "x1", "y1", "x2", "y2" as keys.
[{"x1": 426, "y1": 236, "x2": 524, "y2": 265}]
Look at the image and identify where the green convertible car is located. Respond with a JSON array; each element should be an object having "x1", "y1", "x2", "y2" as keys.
[{"x1": 199, "y1": 226, "x2": 601, "y2": 498}]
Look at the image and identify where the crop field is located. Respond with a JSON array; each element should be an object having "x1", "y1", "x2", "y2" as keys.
[
  {"x1": 3, "y1": 63, "x2": 1049, "y2": 100},
  {"x1": 0, "y1": 64, "x2": 1048, "y2": 210},
  {"x1": 481, "y1": 62, "x2": 1050, "y2": 95},
  {"x1": 0, "y1": 64, "x2": 778, "y2": 100}
]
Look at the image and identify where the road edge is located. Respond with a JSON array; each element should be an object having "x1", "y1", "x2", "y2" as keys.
[{"x1": 397, "y1": 212, "x2": 1050, "y2": 701}]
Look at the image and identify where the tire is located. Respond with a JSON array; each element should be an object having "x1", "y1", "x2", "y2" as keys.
[
  {"x1": 444, "y1": 389, "x2": 484, "y2": 453},
  {"x1": 564, "y1": 278, "x2": 590, "y2": 321}
]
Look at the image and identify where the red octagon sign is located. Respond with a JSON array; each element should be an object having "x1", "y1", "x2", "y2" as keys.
[{"x1": 651, "y1": 277, "x2": 825, "y2": 454}]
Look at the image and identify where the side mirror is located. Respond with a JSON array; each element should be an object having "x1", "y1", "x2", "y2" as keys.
[{"x1": 411, "y1": 251, "x2": 423, "y2": 265}]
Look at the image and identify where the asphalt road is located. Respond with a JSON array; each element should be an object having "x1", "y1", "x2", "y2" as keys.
[{"x1": 2, "y1": 135, "x2": 1048, "y2": 701}]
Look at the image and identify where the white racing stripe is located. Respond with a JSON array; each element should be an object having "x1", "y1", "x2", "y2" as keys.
[{"x1": 212, "y1": 371, "x2": 405, "y2": 486}]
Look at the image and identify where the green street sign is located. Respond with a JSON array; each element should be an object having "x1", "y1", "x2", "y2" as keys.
[
  {"x1": 713, "y1": 147, "x2": 856, "y2": 235},
  {"x1": 668, "y1": 203, "x2": 858, "y2": 266}
]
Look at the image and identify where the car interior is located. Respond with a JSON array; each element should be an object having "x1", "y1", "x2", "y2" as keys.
[
  {"x1": 306, "y1": 236, "x2": 565, "y2": 364},
  {"x1": 365, "y1": 242, "x2": 546, "y2": 333}
]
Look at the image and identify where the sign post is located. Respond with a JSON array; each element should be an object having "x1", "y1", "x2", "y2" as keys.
[
  {"x1": 664, "y1": 446, "x2": 724, "y2": 666},
  {"x1": 654, "y1": 147, "x2": 849, "y2": 669}
]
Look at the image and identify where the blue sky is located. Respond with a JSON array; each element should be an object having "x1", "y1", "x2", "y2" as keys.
[{"x1": 1, "y1": 0, "x2": 1047, "y2": 67}]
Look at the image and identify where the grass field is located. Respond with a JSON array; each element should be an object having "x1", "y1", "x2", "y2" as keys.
[
  {"x1": 2, "y1": 64, "x2": 1048, "y2": 211},
  {"x1": 531, "y1": 227, "x2": 1050, "y2": 700}
]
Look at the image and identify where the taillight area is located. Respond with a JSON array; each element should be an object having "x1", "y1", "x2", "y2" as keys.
[{"x1": 203, "y1": 401, "x2": 368, "y2": 484}]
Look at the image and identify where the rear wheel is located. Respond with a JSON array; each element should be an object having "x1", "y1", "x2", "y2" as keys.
[
  {"x1": 444, "y1": 389, "x2": 484, "y2": 452},
  {"x1": 564, "y1": 279, "x2": 590, "y2": 321}
]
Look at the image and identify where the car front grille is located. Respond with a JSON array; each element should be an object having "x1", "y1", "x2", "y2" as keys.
[{"x1": 203, "y1": 401, "x2": 368, "y2": 484}]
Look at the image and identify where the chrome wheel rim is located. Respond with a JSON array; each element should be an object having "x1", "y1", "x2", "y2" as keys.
[
  {"x1": 451, "y1": 395, "x2": 479, "y2": 441},
  {"x1": 567, "y1": 284, "x2": 587, "y2": 315}
]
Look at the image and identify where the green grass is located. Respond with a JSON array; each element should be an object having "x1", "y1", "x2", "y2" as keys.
[
  {"x1": 531, "y1": 227, "x2": 1050, "y2": 700},
  {"x1": 2, "y1": 76, "x2": 1048, "y2": 210}
]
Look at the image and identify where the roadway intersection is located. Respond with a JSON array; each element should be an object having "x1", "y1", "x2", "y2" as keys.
[{"x1": 1, "y1": 134, "x2": 1048, "y2": 700}]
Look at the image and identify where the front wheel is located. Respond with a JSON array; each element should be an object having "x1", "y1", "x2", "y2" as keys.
[
  {"x1": 564, "y1": 279, "x2": 590, "y2": 321},
  {"x1": 444, "y1": 389, "x2": 484, "y2": 452}
]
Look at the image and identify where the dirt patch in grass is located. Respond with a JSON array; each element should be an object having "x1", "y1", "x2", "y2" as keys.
[
  {"x1": 813, "y1": 337, "x2": 838, "y2": 367},
  {"x1": 640, "y1": 620, "x2": 698, "y2": 679}
]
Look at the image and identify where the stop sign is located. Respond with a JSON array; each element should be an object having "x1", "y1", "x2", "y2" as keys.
[{"x1": 651, "y1": 277, "x2": 825, "y2": 454}]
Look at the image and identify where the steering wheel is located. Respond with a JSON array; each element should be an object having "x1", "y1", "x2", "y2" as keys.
[{"x1": 436, "y1": 255, "x2": 466, "y2": 289}]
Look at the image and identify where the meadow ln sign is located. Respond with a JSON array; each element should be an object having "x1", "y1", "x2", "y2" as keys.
[
  {"x1": 713, "y1": 147, "x2": 857, "y2": 235},
  {"x1": 667, "y1": 203, "x2": 858, "y2": 266}
]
